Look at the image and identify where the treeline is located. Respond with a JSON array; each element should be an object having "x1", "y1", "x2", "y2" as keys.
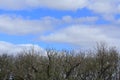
[{"x1": 0, "y1": 43, "x2": 120, "y2": 80}]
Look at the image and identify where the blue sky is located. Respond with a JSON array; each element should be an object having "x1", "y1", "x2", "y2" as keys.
[{"x1": 0, "y1": 0, "x2": 120, "y2": 54}]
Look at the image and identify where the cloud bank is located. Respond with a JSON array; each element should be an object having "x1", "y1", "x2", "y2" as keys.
[
  {"x1": 0, "y1": 41, "x2": 46, "y2": 55},
  {"x1": 0, "y1": 0, "x2": 120, "y2": 16},
  {"x1": 0, "y1": 14, "x2": 119, "y2": 49},
  {"x1": 0, "y1": 15, "x2": 55, "y2": 35},
  {"x1": 0, "y1": 15, "x2": 98, "y2": 35},
  {"x1": 40, "y1": 25, "x2": 120, "y2": 49},
  {"x1": 0, "y1": 0, "x2": 88, "y2": 10}
]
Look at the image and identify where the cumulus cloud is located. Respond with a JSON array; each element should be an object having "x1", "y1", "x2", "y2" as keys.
[
  {"x1": 0, "y1": 0, "x2": 120, "y2": 17},
  {"x1": 0, "y1": 15, "x2": 98, "y2": 35},
  {"x1": 0, "y1": 41, "x2": 47, "y2": 56},
  {"x1": 87, "y1": 0, "x2": 120, "y2": 20},
  {"x1": 0, "y1": 15, "x2": 58, "y2": 35},
  {"x1": 40, "y1": 25, "x2": 120, "y2": 49},
  {"x1": 62, "y1": 16, "x2": 98, "y2": 24},
  {"x1": 0, "y1": 0, "x2": 88, "y2": 10},
  {"x1": 88, "y1": 0, "x2": 120, "y2": 14}
]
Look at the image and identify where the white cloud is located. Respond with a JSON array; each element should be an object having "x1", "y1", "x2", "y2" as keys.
[
  {"x1": 0, "y1": 15, "x2": 98, "y2": 35},
  {"x1": 62, "y1": 16, "x2": 98, "y2": 24},
  {"x1": 87, "y1": 0, "x2": 120, "y2": 20},
  {"x1": 0, "y1": 0, "x2": 119, "y2": 16},
  {"x1": 0, "y1": 0, "x2": 88, "y2": 10},
  {"x1": 40, "y1": 25, "x2": 120, "y2": 49},
  {"x1": 0, "y1": 15, "x2": 58, "y2": 35},
  {"x1": 88, "y1": 0, "x2": 116, "y2": 14},
  {"x1": 0, "y1": 41, "x2": 47, "y2": 56}
]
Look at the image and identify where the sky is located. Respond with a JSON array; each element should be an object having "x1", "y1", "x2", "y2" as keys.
[{"x1": 0, "y1": 0, "x2": 120, "y2": 54}]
